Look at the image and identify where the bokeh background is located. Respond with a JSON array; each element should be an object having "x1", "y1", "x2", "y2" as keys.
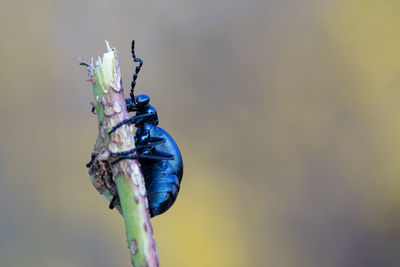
[{"x1": 1, "y1": 0, "x2": 400, "y2": 266}]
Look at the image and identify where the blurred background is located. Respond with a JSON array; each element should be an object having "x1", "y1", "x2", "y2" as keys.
[{"x1": 1, "y1": 0, "x2": 400, "y2": 266}]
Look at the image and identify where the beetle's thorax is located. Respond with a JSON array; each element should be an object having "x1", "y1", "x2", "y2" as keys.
[{"x1": 136, "y1": 104, "x2": 159, "y2": 126}]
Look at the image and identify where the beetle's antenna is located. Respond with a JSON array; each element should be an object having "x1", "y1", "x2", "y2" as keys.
[{"x1": 130, "y1": 40, "x2": 144, "y2": 100}]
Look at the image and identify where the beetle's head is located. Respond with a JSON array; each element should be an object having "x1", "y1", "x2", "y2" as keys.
[{"x1": 135, "y1": 94, "x2": 150, "y2": 110}]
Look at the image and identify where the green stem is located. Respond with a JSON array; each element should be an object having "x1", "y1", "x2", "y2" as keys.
[{"x1": 84, "y1": 41, "x2": 159, "y2": 267}]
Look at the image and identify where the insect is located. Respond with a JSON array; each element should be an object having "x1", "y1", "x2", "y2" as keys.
[{"x1": 106, "y1": 41, "x2": 183, "y2": 217}]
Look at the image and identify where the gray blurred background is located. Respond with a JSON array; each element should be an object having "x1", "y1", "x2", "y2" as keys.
[{"x1": 1, "y1": 0, "x2": 400, "y2": 266}]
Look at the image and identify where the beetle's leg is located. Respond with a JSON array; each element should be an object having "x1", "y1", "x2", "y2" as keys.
[
  {"x1": 86, "y1": 153, "x2": 96, "y2": 168},
  {"x1": 106, "y1": 177, "x2": 119, "y2": 210},
  {"x1": 111, "y1": 155, "x2": 136, "y2": 165},
  {"x1": 109, "y1": 113, "x2": 155, "y2": 134},
  {"x1": 111, "y1": 151, "x2": 174, "y2": 165},
  {"x1": 109, "y1": 195, "x2": 117, "y2": 209},
  {"x1": 146, "y1": 137, "x2": 166, "y2": 145},
  {"x1": 110, "y1": 139, "x2": 166, "y2": 158},
  {"x1": 142, "y1": 150, "x2": 175, "y2": 160},
  {"x1": 110, "y1": 147, "x2": 140, "y2": 157},
  {"x1": 135, "y1": 137, "x2": 166, "y2": 148}
]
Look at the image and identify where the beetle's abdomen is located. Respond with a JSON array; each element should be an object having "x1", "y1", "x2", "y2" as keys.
[
  {"x1": 139, "y1": 125, "x2": 183, "y2": 217},
  {"x1": 141, "y1": 160, "x2": 180, "y2": 217},
  {"x1": 149, "y1": 125, "x2": 183, "y2": 180}
]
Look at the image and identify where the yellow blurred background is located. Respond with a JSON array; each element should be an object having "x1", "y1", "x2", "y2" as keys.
[{"x1": 1, "y1": 0, "x2": 400, "y2": 266}]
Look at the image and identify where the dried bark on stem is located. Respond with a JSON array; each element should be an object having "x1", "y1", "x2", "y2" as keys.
[{"x1": 82, "y1": 41, "x2": 159, "y2": 267}]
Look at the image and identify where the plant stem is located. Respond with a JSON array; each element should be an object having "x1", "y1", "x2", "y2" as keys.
[{"x1": 84, "y1": 41, "x2": 159, "y2": 267}]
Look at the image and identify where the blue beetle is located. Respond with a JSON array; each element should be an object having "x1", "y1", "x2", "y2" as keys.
[{"x1": 107, "y1": 41, "x2": 183, "y2": 217}]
